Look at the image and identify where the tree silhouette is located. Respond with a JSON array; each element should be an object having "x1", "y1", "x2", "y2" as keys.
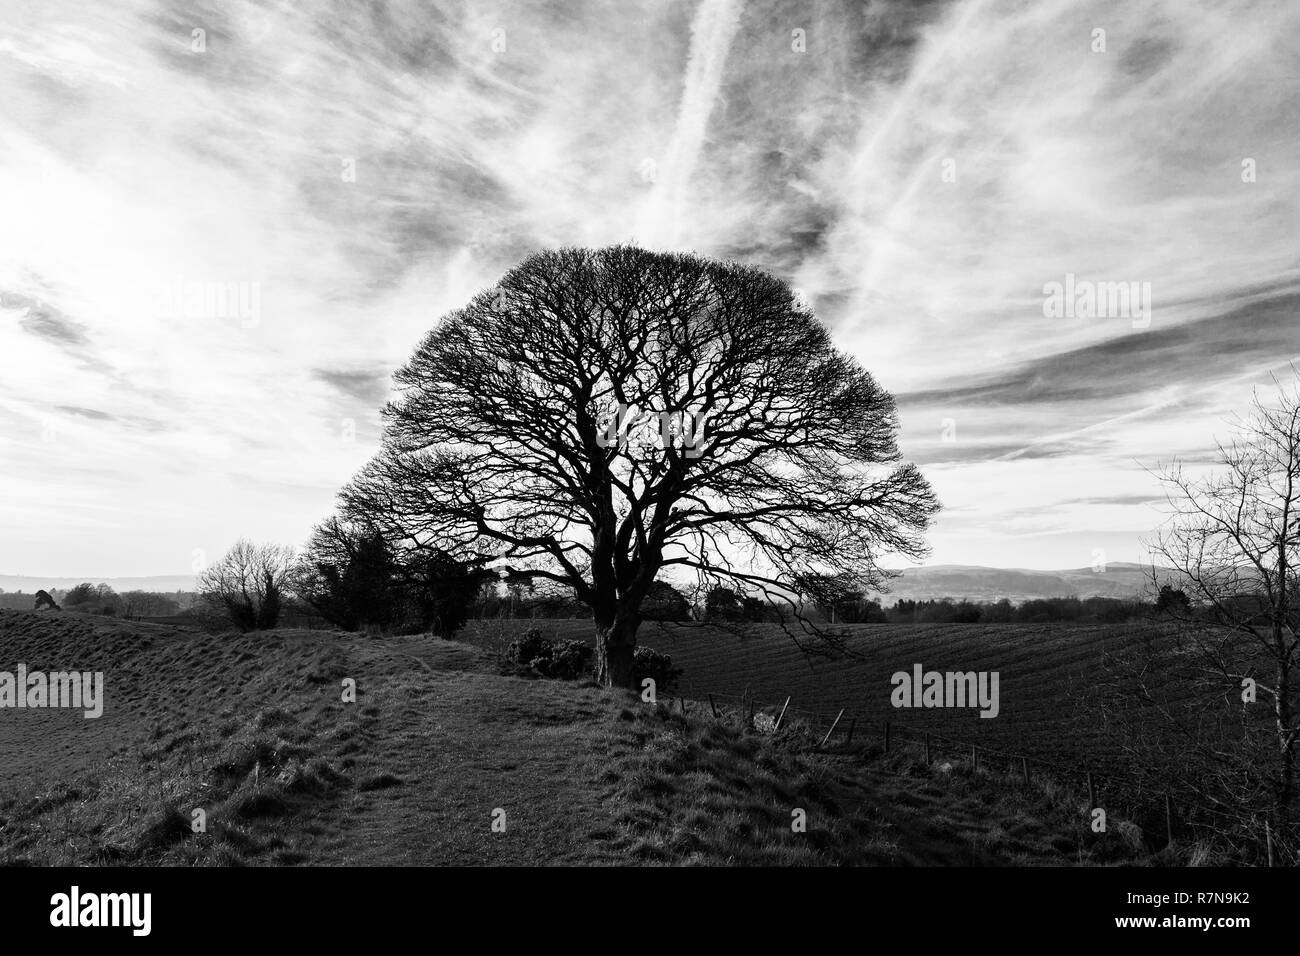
[
  {"x1": 342, "y1": 246, "x2": 937, "y2": 686},
  {"x1": 1144, "y1": 379, "x2": 1300, "y2": 837},
  {"x1": 640, "y1": 581, "x2": 691, "y2": 622},
  {"x1": 295, "y1": 518, "x2": 399, "y2": 631},
  {"x1": 1154, "y1": 583, "x2": 1190, "y2": 613},
  {"x1": 198, "y1": 539, "x2": 293, "y2": 632},
  {"x1": 296, "y1": 515, "x2": 493, "y2": 635}
]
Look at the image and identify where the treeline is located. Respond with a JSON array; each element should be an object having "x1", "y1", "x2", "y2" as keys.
[
  {"x1": 471, "y1": 580, "x2": 691, "y2": 621},
  {"x1": 179, "y1": 514, "x2": 1194, "y2": 637},
  {"x1": 194, "y1": 529, "x2": 730, "y2": 634},
  {"x1": 190, "y1": 524, "x2": 494, "y2": 635},
  {"x1": 457, "y1": 585, "x2": 1180, "y2": 626},
  {"x1": 11, "y1": 569, "x2": 1185, "y2": 632},
  {"x1": 805, "y1": 585, "x2": 1192, "y2": 624},
  {"x1": 871, "y1": 596, "x2": 1151, "y2": 624},
  {"x1": 2, "y1": 584, "x2": 194, "y2": 617}
]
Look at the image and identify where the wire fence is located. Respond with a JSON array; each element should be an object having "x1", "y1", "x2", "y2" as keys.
[{"x1": 656, "y1": 687, "x2": 1294, "y2": 866}]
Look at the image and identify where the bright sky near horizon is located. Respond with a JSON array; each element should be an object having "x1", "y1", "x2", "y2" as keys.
[{"x1": 1, "y1": 0, "x2": 1299, "y2": 577}]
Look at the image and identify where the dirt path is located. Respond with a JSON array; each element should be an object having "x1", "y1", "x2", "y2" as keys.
[{"x1": 301, "y1": 637, "x2": 628, "y2": 865}]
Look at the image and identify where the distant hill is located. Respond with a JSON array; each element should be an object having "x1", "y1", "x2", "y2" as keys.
[
  {"x1": 0, "y1": 565, "x2": 1183, "y2": 604},
  {"x1": 0, "y1": 574, "x2": 197, "y2": 594},
  {"x1": 867, "y1": 563, "x2": 1181, "y2": 603}
]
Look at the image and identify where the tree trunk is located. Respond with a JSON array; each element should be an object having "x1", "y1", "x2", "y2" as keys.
[
  {"x1": 1276, "y1": 659, "x2": 1294, "y2": 822},
  {"x1": 594, "y1": 616, "x2": 639, "y2": 689}
]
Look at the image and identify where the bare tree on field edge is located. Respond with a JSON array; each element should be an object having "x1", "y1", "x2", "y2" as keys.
[
  {"x1": 341, "y1": 246, "x2": 939, "y2": 688},
  {"x1": 1146, "y1": 377, "x2": 1300, "y2": 835},
  {"x1": 198, "y1": 539, "x2": 295, "y2": 633}
]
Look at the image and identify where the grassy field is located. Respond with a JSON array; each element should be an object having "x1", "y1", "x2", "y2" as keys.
[{"x1": 0, "y1": 609, "x2": 1177, "y2": 865}]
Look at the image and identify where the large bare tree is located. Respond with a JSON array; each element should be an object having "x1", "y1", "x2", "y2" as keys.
[
  {"x1": 1141, "y1": 377, "x2": 1300, "y2": 845},
  {"x1": 341, "y1": 246, "x2": 938, "y2": 686}
]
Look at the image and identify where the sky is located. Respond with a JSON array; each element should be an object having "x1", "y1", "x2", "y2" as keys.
[{"x1": 1, "y1": 0, "x2": 1298, "y2": 578}]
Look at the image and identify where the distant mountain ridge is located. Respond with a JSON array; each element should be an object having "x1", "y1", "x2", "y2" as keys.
[
  {"x1": 869, "y1": 562, "x2": 1180, "y2": 603},
  {"x1": 0, "y1": 564, "x2": 1179, "y2": 604},
  {"x1": 0, "y1": 574, "x2": 197, "y2": 594}
]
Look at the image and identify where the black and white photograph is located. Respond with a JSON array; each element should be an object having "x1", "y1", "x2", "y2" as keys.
[{"x1": 0, "y1": 0, "x2": 1294, "y2": 936}]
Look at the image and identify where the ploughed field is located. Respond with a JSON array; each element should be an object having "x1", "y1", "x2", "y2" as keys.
[{"x1": 459, "y1": 620, "x2": 1175, "y2": 777}]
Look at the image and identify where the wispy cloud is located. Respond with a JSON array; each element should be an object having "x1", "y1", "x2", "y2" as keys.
[
  {"x1": 635, "y1": 0, "x2": 743, "y2": 247},
  {"x1": 4, "y1": 292, "x2": 90, "y2": 347},
  {"x1": 312, "y1": 367, "x2": 392, "y2": 407},
  {"x1": 900, "y1": 290, "x2": 1300, "y2": 409}
]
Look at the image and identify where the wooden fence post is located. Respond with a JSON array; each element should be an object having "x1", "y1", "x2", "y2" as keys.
[
  {"x1": 884, "y1": 721, "x2": 891, "y2": 753},
  {"x1": 774, "y1": 697, "x2": 791, "y2": 731},
  {"x1": 680, "y1": 696, "x2": 688, "y2": 715},
  {"x1": 819, "y1": 709, "x2": 845, "y2": 748},
  {"x1": 708, "y1": 694, "x2": 718, "y2": 718}
]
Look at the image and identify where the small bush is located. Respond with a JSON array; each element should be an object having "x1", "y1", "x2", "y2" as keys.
[
  {"x1": 504, "y1": 629, "x2": 593, "y2": 680},
  {"x1": 505, "y1": 628, "x2": 552, "y2": 669},
  {"x1": 632, "y1": 647, "x2": 682, "y2": 694},
  {"x1": 548, "y1": 640, "x2": 593, "y2": 680}
]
